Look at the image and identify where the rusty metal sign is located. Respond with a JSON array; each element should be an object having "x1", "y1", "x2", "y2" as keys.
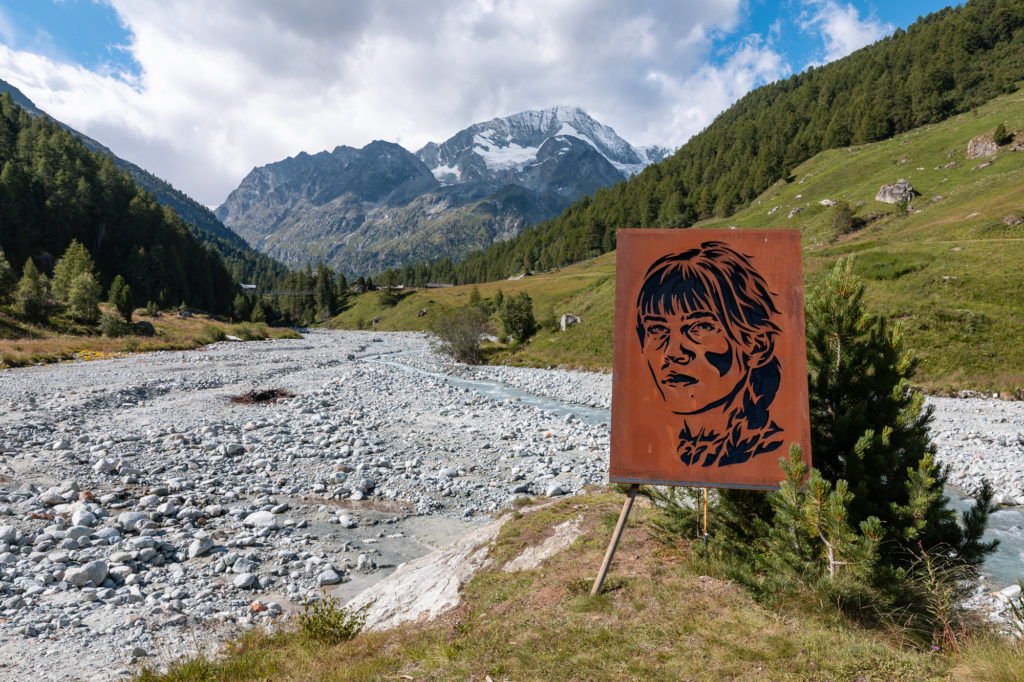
[{"x1": 609, "y1": 229, "x2": 811, "y2": 490}]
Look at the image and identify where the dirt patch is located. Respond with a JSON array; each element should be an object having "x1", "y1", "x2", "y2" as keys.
[{"x1": 229, "y1": 388, "x2": 296, "y2": 404}]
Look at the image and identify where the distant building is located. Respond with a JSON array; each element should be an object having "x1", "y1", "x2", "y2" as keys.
[
  {"x1": 239, "y1": 283, "x2": 257, "y2": 291},
  {"x1": 425, "y1": 283, "x2": 454, "y2": 289}
]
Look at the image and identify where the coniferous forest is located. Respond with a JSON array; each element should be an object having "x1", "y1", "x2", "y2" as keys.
[
  {"x1": 0, "y1": 93, "x2": 235, "y2": 314},
  {"x1": 395, "y1": 0, "x2": 1024, "y2": 286}
]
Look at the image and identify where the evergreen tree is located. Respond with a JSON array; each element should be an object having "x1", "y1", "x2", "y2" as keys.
[
  {"x1": 500, "y1": 292, "x2": 537, "y2": 343},
  {"x1": 67, "y1": 271, "x2": 101, "y2": 324},
  {"x1": 51, "y1": 239, "x2": 95, "y2": 304},
  {"x1": 805, "y1": 258, "x2": 996, "y2": 568},
  {"x1": 993, "y1": 122, "x2": 1011, "y2": 145},
  {"x1": 14, "y1": 258, "x2": 50, "y2": 321},
  {"x1": 107, "y1": 275, "x2": 134, "y2": 324},
  {"x1": 0, "y1": 252, "x2": 16, "y2": 303},
  {"x1": 233, "y1": 293, "x2": 251, "y2": 322},
  {"x1": 493, "y1": 288, "x2": 504, "y2": 310},
  {"x1": 251, "y1": 301, "x2": 266, "y2": 323}
]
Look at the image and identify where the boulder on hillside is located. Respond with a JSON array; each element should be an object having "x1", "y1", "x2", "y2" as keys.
[
  {"x1": 875, "y1": 179, "x2": 916, "y2": 204},
  {"x1": 966, "y1": 134, "x2": 998, "y2": 159},
  {"x1": 559, "y1": 313, "x2": 581, "y2": 331}
]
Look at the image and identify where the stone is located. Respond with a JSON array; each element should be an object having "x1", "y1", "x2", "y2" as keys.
[
  {"x1": 243, "y1": 511, "x2": 278, "y2": 529},
  {"x1": 337, "y1": 515, "x2": 358, "y2": 529},
  {"x1": 188, "y1": 537, "x2": 215, "y2": 559},
  {"x1": 233, "y1": 572, "x2": 257, "y2": 589},
  {"x1": 0, "y1": 525, "x2": 17, "y2": 544},
  {"x1": 117, "y1": 511, "x2": 149, "y2": 530},
  {"x1": 317, "y1": 569, "x2": 342, "y2": 586},
  {"x1": 558, "y1": 313, "x2": 581, "y2": 332},
  {"x1": 64, "y1": 560, "x2": 108, "y2": 588},
  {"x1": 875, "y1": 179, "x2": 916, "y2": 204},
  {"x1": 545, "y1": 483, "x2": 566, "y2": 497},
  {"x1": 966, "y1": 133, "x2": 998, "y2": 159}
]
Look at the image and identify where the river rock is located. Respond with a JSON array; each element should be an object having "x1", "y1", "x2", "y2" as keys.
[
  {"x1": 64, "y1": 560, "x2": 108, "y2": 588},
  {"x1": 243, "y1": 511, "x2": 278, "y2": 529}
]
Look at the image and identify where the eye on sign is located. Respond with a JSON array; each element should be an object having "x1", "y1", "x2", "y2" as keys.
[{"x1": 610, "y1": 229, "x2": 811, "y2": 491}]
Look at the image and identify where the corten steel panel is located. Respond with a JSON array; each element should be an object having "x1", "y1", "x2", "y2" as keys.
[{"x1": 610, "y1": 229, "x2": 811, "y2": 490}]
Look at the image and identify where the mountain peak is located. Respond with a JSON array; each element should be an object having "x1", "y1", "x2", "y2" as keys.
[{"x1": 415, "y1": 105, "x2": 660, "y2": 185}]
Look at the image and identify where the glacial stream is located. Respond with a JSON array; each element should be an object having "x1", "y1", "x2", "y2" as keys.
[{"x1": 377, "y1": 354, "x2": 1023, "y2": 590}]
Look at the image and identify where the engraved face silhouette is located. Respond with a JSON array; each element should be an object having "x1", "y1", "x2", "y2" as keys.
[
  {"x1": 635, "y1": 241, "x2": 784, "y2": 467},
  {"x1": 639, "y1": 306, "x2": 745, "y2": 414}
]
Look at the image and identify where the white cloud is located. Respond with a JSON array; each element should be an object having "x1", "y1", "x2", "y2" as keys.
[
  {"x1": 800, "y1": 1, "x2": 892, "y2": 64},
  {"x1": 0, "y1": 0, "x2": 784, "y2": 206}
]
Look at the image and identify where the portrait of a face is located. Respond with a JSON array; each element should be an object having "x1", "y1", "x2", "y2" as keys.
[{"x1": 635, "y1": 241, "x2": 784, "y2": 468}]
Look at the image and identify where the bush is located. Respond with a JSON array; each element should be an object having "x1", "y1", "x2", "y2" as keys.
[
  {"x1": 145, "y1": 300, "x2": 160, "y2": 317},
  {"x1": 197, "y1": 324, "x2": 226, "y2": 345},
  {"x1": 100, "y1": 312, "x2": 127, "y2": 337},
  {"x1": 231, "y1": 323, "x2": 268, "y2": 341},
  {"x1": 431, "y1": 305, "x2": 490, "y2": 364},
  {"x1": 832, "y1": 200, "x2": 858, "y2": 236},
  {"x1": 296, "y1": 595, "x2": 367, "y2": 645},
  {"x1": 993, "y1": 122, "x2": 1012, "y2": 146},
  {"x1": 500, "y1": 292, "x2": 537, "y2": 343}
]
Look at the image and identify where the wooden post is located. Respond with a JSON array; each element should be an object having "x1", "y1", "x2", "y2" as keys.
[{"x1": 591, "y1": 483, "x2": 639, "y2": 596}]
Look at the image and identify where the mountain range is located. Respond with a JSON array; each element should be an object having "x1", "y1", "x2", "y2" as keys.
[{"x1": 216, "y1": 106, "x2": 668, "y2": 275}]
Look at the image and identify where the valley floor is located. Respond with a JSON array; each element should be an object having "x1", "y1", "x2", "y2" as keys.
[{"x1": 0, "y1": 330, "x2": 1019, "y2": 680}]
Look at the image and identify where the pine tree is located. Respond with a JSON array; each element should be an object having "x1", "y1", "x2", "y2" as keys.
[
  {"x1": 805, "y1": 258, "x2": 996, "y2": 568},
  {"x1": 107, "y1": 275, "x2": 134, "y2": 324},
  {"x1": 67, "y1": 271, "x2": 101, "y2": 324},
  {"x1": 0, "y1": 252, "x2": 16, "y2": 303},
  {"x1": 51, "y1": 239, "x2": 95, "y2": 304},
  {"x1": 14, "y1": 259, "x2": 50, "y2": 321}
]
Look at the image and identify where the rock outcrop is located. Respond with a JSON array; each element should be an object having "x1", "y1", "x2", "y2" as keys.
[{"x1": 967, "y1": 134, "x2": 998, "y2": 159}]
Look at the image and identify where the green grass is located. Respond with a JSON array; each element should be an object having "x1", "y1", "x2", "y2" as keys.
[
  {"x1": 330, "y1": 88, "x2": 1024, "y2": 393},
  {"x1": 137, "y1": 491, "x2": 1024, "y2": 681}
]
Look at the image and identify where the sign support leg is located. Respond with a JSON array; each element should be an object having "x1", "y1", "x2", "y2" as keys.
[{"x1": 591, "y1": 483, "x2": 639, "y2": 596}]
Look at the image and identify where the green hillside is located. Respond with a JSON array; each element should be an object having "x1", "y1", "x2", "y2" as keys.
[{"x1": 331, "y1": 87, "x2": 1024, "y2": 393}]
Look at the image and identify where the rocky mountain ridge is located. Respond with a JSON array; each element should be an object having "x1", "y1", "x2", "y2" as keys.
[{"x1": 217, "y1": 106, "x2": 668, "y2": 275}]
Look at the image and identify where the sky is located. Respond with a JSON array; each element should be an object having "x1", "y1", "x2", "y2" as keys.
[{"x1": 0, "y1": 0, "x2": 952, "y2": 207}]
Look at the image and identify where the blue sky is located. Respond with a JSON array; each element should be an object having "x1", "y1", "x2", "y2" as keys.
[{"x1": 0, "y1": 0, "x2": 957, "y2": 205}]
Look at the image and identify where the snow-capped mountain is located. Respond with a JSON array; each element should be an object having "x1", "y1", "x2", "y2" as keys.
[
  {"x1": 217, "y1": 106, "x2": 670, "y2": 275},
  {"x1": 417, "y1": 105, "x2": 669, "y2": 187}
]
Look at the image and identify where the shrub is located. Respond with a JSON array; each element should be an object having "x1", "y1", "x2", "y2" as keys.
[
  {"x1": 993, "y1": 122, "x2": 1011, "y2": 146},
  {"x1": 145, "y1": 300, "x2": 160, "y2": 317},
  {"x1": 231, "y1": 323, "x2": 268, "y2": 341},
  {"x1": 100, "y1": 312, "x2": 127, "y2": 337},
  {"x1": 197, "y1": 324, "x2": 226, "y2": 345},
  {"x1": 296, "y1": 595, "x2": 367, "y2": 645},
  {"x1": 832, "y1": 200, "x2": 858, "y2": 236},
  {"x1": 500, "y1": 292, "x2": 537, "y2": 343},
  {"x1": 431, "y1": 305, "x2": 490, "y2": 364}
]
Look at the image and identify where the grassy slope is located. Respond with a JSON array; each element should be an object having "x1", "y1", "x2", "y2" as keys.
[
  {"x1": 142, "y1": 491, "x2": 999, "y2": 681},
  {"x1": 331, "y1": 89, "x2": 1024, "y2": 392}
]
